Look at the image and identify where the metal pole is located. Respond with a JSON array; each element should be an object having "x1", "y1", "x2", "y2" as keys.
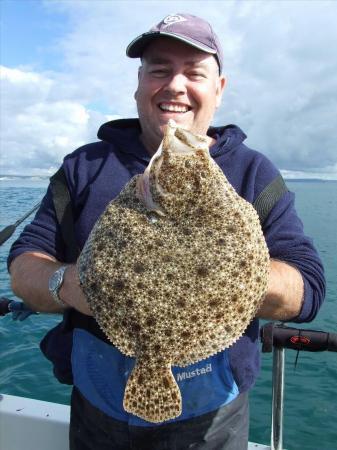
[{"x1": 271, "y1": 346, "x2": 285, "y2": 450}]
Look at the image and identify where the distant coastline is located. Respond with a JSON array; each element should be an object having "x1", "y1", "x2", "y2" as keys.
[
  {"x1": 0, "y1": 175, "x2": 50, "y2": 188},
  {"x1": 0, "y1": 175, "x2": 50, "y2": 180},
  {"x1": 285, "y1": 178, "x2": 337, "y2": 183},
  {"x1": 2, "y1": 175, "x2": 337, "y2": 183}
]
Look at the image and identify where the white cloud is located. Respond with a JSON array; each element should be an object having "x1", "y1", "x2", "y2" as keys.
[
  {"x1": 0, "y1": 66, "x2": 108, "y2": 175},
  {"x1": 281, "y1": 165, "x2": 337, "y2": 181},
  {"x1": 212, "y1": 0, "x2": 337, "y2": 175},
  {"x1": 1, "y1": 0, "x2": 337, "y2": 177}
]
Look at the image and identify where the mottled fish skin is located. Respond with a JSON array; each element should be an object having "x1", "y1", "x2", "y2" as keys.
[{"x1": 77, "y1": 120, "x2": 269, "y2": 423}]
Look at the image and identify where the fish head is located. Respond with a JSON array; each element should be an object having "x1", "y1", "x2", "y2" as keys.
[{"x1": 137, "y1": 120, "x2": 215, "y2": 218}]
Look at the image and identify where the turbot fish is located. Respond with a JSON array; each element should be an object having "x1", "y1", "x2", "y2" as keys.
[{"x1": 77, "y1": 119, "x2": 269, "y2": 423}]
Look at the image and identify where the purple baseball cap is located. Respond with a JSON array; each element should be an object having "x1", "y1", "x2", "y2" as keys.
[{"x1": 126, "y1": 13, "x2": 223, "y2": 74}]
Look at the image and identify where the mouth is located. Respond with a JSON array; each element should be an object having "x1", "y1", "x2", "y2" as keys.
[{"x1": 158, "y1": 102, "x2": 192, "y2": 114}]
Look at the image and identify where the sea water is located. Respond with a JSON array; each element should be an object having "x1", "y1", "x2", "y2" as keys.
[{"x1": 0, "y1": 177, "x2": 336, "y2": 450}]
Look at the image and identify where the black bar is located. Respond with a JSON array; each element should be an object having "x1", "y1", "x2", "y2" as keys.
[
  {"x1": 0, "y1": 225, "x2": 16, "y2": 246},
  {"x1": 14, "y1": 202, "x2": 41, "y2": 227},
  {"x1": 0, "y1": 202, "x2": 40, "y2": 246},
  {"x1": 261, "y1": 323, "x2": 337, "y2": 353}
]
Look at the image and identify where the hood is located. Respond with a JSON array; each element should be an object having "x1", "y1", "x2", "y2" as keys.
[
  {"x1": 97, "y1": 118, "x2": 150, "y2": 162},
  {"x1": 97, "y1": 118, "x2": 247, "y2": 160},
  {"x1": 208, "y1": 124, "x2": 247, "y2": 158}
]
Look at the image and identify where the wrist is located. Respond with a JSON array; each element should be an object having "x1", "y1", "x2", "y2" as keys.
[
  {"x1": 48, "y1": 265, "x2": 69, "y2": 308},
  {"x1": 258, "y1": 259, "x2": 304, "y2": 320},
  {"x1": 59, "y1": 265, "x2": 92, "y2": 316}
]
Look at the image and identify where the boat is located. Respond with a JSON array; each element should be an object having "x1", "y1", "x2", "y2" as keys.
[
  {"x1": 0, "y1": 393, "x2": 270, "y2": 450},
  {"x1": 1, "y1": 204, "x2": 336, "y2": 450},
  {"x1": 2, "y1": 315, "x2": 336, "y2": 450}
]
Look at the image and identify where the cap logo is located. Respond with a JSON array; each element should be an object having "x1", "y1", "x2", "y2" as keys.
[{"x1": 162, "y1": 14, "x2": 187, "y2": 28}]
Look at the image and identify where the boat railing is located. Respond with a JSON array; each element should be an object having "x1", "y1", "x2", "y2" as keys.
[{"x1": 260, "y1": 322, "x2": 337, "y2": 450}]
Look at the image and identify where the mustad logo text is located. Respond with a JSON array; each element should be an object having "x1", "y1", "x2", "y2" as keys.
[{"x1": 176, "y1": 363, "x2": 212, "y2": 382}]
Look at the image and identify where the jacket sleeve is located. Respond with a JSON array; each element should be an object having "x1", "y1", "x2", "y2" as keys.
[
  {"x1": 262, "y1": 187, "x2": 326, "y2": 323},
  {"x1": 7, "y1": 171, "x2": 66, "y2": 270}
]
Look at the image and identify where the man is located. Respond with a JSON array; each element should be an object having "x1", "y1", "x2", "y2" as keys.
[{"x1": 8, "y1": 13, "x2": 325, "y2": 450}]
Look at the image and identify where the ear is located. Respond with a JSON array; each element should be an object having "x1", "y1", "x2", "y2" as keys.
[
  {"x1": 134, "y1": 66, "x2": 142, "y2": 101},
  {"x1": 215, "y1": 75, "x2": 226, "y2": 108},
  {"x1": 137, "y1": 66, "x2": 142, "y2": 81}
]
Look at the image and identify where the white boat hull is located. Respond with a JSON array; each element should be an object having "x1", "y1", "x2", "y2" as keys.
[
  {"x1": 0, "y1": 394, "x2": 270, "y2": 450},
  {"x1": 0, "y1": 394, "x2": 70, "y2": 450}
]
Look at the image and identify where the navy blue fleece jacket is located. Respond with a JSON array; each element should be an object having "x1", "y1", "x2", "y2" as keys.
[{"x1": 8, "y1": 119, "x2": 325, "y2": 396}]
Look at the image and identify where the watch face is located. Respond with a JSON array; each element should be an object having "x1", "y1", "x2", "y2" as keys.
[
  {"x1": 48, "y1": 266, "x2": 68, "y2": 307},
  {"x1": 49, "y1": 268, "x2": 64, "y2": 293}
]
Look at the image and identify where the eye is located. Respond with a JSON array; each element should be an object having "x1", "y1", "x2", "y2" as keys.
[
  {"x1": 149, "y1": 68, "x2": 169, "y2": 78},
  {"x1": 189, "y1": 72, "x2": 206, "y2": 80}
]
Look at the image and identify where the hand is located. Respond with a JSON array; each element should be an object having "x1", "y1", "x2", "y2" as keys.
[
  {"x1": 10, "y1": 300, "x2": 38, "y2": 320},
  {"x1": 60, "y1": 264, "x2": 93, "y2": 316},
  {"x1": 0, "y1": 297, "x2": 38, "y2": 321}
]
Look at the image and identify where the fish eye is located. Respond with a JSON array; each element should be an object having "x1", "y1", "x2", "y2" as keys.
[{"x1": 147, "y1": 211, "x2": 159, "y2": 223}]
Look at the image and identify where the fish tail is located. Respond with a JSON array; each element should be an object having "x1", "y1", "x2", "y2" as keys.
[{"x1": 123, "y1": 362, "x2": 182, "y2": 423}]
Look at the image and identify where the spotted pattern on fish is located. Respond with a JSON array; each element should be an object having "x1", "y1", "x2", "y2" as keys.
[{"x1": 77, "y1": 120, "x2": 269, "y2": 423}]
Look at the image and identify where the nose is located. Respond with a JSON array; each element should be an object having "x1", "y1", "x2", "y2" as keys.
[{"x1": 163, "y1": 73, "x2": 187, "y2": 96}]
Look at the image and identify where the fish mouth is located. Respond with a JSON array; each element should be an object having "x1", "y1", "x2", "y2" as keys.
[
  {"x1": 164, "y1": 120, "x2": 209, "y2": 155},
  {"x1": 158, "y1": 102, "x2": 192, "y2": 114}
]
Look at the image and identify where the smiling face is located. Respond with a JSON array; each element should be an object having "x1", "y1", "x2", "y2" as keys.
[{"x1": 135, "y1": 38, "x2": 226, "y2": 155}]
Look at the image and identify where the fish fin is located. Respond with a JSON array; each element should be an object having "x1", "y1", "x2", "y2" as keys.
[{"x1": 123, "y1": 362, "x2": 181, "y2": 423}]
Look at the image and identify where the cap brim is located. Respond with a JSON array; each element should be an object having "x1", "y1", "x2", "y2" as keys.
[{"x1": 126, "y1": 31, "x2": 217, "y2": 58}]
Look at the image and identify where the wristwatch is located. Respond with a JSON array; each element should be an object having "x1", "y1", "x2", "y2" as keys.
[{"x1": 48, "y1": 265, "x2": 68, "y2": 307}]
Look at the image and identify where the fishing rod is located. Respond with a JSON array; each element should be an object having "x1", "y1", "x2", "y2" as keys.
[
  {"x1": 0, "y1": 202, "x2": 41, "y2": 246},
  {"x1": 0, "y1": 202, "x2": 42, "y2": 317}
]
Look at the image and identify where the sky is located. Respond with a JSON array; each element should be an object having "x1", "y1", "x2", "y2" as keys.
[{"x1": 1, "y1": 0, "x2": 337, "y2": 179}]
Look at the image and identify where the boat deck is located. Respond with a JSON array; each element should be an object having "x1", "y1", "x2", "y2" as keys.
[{"x1": 0, "y1": 394, "x2": 271, "y2": 450}]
